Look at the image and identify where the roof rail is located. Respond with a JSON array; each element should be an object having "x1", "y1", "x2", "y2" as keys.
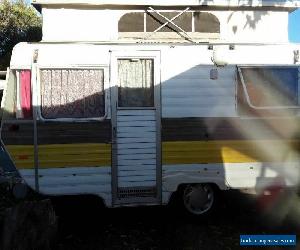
[{"x1": 31, "y1": 0, "x2": 300, "y2": 8}]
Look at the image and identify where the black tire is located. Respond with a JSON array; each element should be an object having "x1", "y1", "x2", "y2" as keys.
[{"x1": 179, "y1": 183, "x2": 219, "y2": 217}]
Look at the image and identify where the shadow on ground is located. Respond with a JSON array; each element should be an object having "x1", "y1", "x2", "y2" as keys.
[{"x1": 51, "y1": 191, "x2": 300, "y2": 250}]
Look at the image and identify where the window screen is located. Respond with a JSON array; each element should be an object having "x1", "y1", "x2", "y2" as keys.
[
  {"x1": 194, "y1": 12, "x2": 220, "y2": 33},
  {"x1": 118, "y1": 13, "x2": 144, "y2": 32},
  {"x1": 40, "y1": 69, "x2": 105, "y2": 119},
  {"x1": 118, "y1": 11, "x2": 220, "y2": 38},
  {"x1": 146, "y1": 12, "x2": 192, "y2": 32},
  {"x1": 118, "y1": 59, "x2": 154, "y2": 107}
]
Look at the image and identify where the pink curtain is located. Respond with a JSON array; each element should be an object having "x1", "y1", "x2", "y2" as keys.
[{"x1": 20, "y1": 70, "x2": 32, "y2": 119}]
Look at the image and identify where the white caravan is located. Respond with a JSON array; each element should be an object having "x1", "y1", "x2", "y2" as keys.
[{"x1": 1, "y1": 0, "x2": 300, "y2": 215}]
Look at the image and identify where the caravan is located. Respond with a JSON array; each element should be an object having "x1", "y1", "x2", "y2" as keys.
[{"x1": 1, "y1": 0, "x2": 300, "y2": 215}]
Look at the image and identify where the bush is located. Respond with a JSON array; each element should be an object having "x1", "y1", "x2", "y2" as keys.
[{"x1": 0, "y1": 0, "x2": 42, "y2": 70}]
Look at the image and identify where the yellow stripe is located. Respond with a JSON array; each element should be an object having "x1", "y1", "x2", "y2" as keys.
[
  {"x1": 6, "y1": 143, "x2": 111, "y2": 169},
  {"x1": 162, "y1": 140, "x2": 300, "y2": 164},
  {"x1": 6, "y1": 140, "x2": 299, "y2": 168}
]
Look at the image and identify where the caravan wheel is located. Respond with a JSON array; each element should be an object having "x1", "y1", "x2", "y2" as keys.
[{"x1": 182, "y1": 184, "x2": 215, "y2": 216}]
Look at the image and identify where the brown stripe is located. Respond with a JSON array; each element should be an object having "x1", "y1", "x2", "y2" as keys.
[
  {"x1": 1, "y1": 123, "x2": 34, "y2": 145},
  {"x1": 162, "y1": 117, "x2": 300, "y2": 141},
  {"x1": 3, "y1": 117, "x2": 299, "y2": 145},
  {"x1": 1, "y1": 120, "x2": 112, "y2": 145}
]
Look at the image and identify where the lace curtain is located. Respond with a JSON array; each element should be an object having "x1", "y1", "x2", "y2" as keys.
[
  {"x1": 118, "y1": 59, "x2": 154, "y2": 107},
  {"x1": 40, "y1": 69, "x2": 104, "y2": 118}
]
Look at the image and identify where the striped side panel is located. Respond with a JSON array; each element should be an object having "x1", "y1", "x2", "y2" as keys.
[
  {"x1": 162, "y1": 117, "x2": 300, "y2": 164},
  {"x1": 1, "y1": 121, "x2": 111, "y2": 145},
  {"x1": 162, "y1": 140, "x2": 300, "y2": 164},
  {"x1": 6, "y1": 143, "x2": 111, "y2": 169},
  {"x1": 1, "y1": 120, "x2": 112, "y2": 169}
]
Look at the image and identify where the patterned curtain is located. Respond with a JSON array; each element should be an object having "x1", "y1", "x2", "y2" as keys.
[
  {"x1": 118, "y1": 59, "x2": 154, "y2": 107},
  {"x1": 40, "y1": 69, "x2": 104, "y2": 118}
]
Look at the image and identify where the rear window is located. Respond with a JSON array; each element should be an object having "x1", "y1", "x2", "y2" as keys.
[{"x1": 237, "y1": 67, "x2": 300, "y2": 116}]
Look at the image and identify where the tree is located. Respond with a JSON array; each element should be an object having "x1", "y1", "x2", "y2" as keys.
[{"x1": 0, "y1": 0, "x2": 42, "y2": 70}]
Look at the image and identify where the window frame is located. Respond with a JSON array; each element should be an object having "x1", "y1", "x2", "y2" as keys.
[
  {"x1": 237, "y1": 65, "x2": 300, "y2": 111},
  {"x1": 37, "y1": 65, "x2": 110, "y2": 122}
]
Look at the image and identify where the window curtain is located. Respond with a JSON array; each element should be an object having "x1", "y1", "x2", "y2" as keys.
[
  {"x1": 20, "y1": 70, "x2": 32, "y2": 119},
  {"x1": 40, "y1": 69, "x2": 104, "y2": 119},
  {"x1": 118, "y1": 59, "x2": 154, "y2": 107}
]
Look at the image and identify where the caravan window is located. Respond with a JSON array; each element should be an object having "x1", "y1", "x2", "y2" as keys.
[
  {"x1": 118, "y1": 59, "x2": 154, "y2": 107},
  {"x1": 118, "y1": 13, "x2": 144, "y2": 32},
  {"x1": 40, "y1": 69, "x2": 105, "y2": 119},
  {"x1": 194, "y1": 12, "x2": 220, "y2": 33},
  {"x1": 18, "y1": 70, "x2": 32, "y2": 119},
  {"x1": 237, "y1": 67, "x2": 300, "y2": 116},
  {"x1": 13, "y1": 70, "x2": 33, "y2": 119},
  {"x1": 118, "y1": 11, "x2": 220, "y2": 40},
  {"x1": 146, "y1": 12, "x2": 192, "y2": 32}
]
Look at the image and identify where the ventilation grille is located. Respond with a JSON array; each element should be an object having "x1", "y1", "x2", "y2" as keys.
[{"x1": 118, "y1": 186, "x2": 156, "y2": 199}]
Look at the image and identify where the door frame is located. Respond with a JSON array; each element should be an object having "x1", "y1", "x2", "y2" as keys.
[{"x1": 110, "y1": 50, "x2": 162, "y2": 206}]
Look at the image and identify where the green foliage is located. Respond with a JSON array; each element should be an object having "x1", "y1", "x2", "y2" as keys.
[{"x1": 0, "y1": 0, "x2": 42, "y2": 70}]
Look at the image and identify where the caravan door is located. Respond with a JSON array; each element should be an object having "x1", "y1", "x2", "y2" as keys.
[{"x1": 111, "y1": 51, "x2": 161, "y2": 205}]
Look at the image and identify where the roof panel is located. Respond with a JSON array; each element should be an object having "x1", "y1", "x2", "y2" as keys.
[{"x1": 31, "y1": 0, "x2": 300, "y2": 8}]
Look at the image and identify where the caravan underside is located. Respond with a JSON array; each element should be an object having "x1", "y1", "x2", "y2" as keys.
[{"x1": 1, "y1": 42, "x2": 300, "y2": 207}]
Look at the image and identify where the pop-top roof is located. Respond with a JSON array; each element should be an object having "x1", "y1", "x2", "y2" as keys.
[{"x1": 31, "y1": 0, "x2": 300, "y2": 8}]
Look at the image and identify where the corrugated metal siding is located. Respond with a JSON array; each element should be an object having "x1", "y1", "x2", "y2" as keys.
[
  {"x1": 117, "y1": 110, "x2": 157, "y2": 188},
  {"x1": 162, "y1": 65, "x2": 237, "y2": 117}
]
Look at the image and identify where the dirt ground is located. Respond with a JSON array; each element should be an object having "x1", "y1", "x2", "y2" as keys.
[
  {"x1": 1, "y1": 186, "x2": 299, "y2": 249},
  {"x1": 50, "y1": 190, "x2": 300, "y2": 250}
]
